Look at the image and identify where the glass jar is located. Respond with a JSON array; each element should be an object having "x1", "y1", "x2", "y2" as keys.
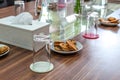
[{"x1": 47, "y1": 0, "x2": 67, "y2": 41}]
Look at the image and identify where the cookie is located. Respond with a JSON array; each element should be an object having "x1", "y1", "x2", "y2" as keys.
[
  {"x1": 54, "y1": 40, "x2": 78, "y2": 51},
  {"x1": 0, "y1": 46, "x2": 9, "y2": 54},
  {"x1": 54, "y1": 46, "x2": 62, "y2": 51},
  {"x1": 109, "y1": 19, "x2": 119, "y2": 23},
  {"x1": 68, "y1": 39, "x2": 76, "y2": 44},
  {"x1": 54, "y1": 41, "x2": 64, "y2": 46},
  {"x1": 59, "y1": 43, "x2": 70, "y2": 51},
  {"x1": 108, "y1": 17, "x2": 116, "y2": 21},
  {"x1": 66, "y1": 40, "x2": 78, "y2": 51}
]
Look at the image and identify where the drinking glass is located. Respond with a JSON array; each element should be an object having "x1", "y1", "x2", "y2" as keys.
[
  {"x1": 14, "y1": 0, "x2": 25, "y2": 15},
  {"x1": 92, "y1": 0, "x2": 108, "y2": 18},
  {"x1": 30, "y1": 34, "x2": 54, "y2": 73},
  {"x1": 34, "y1": 0, "x2": 42, "y2": 16},
  {"x1": 82, "y1": 12, "x2": 99, "y2": 39},
  {"x1": 47, "y1": 0, "x2": 67, "y2": 41},
  {"x1": 81, "y1": 0, "x2": 100, "y2": 39},
  {"x1": 80, "y1": 0, "x2": 92, "y2": 32}
]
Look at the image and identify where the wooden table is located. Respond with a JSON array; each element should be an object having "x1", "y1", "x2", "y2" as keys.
[
  {"x1": 0, "y1": 1, "x2": 38, "y2": 19},
  {"x1": 1, "y1": 24, "x2": 120, "y2": 80},
  {"x1": 1, "y1": 1, "x2": 120, "y2": 80}
]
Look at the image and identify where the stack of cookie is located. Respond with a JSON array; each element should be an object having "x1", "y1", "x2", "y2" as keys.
[
  {"x1": 54, "y1": 40, "x2": 78, "y2": 51},
  {"x1": 99, "y1": 17, "x2": 119, "y2": 24},
  {"x1": 0, "y1": 44, "x2": 9, "y2": 55}
]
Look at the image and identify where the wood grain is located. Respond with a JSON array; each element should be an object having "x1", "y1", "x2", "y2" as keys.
[
  {"x1": 1, "y1": 25, "x2": 120, "y2": 80},
  {"x1": 0, "y1": 1, "x2": 38, "y2": 19},
  {"x1": 1, "y1": 1, "x2": 120, "y2": 80}
]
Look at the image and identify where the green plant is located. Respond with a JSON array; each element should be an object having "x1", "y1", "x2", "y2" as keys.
[{"x1": 74, "y1": 0, "x2": 81, "y2": 14}]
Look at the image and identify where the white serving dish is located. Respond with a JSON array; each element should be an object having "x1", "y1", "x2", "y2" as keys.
[
  {"x1": 0, "y1": 44, "x2": 10, "y2": 57},
  {"x1": 49, "y1": 41, "x2": 83, "y2": 54},
  {"x1": 100, "y1": 21, "x2": 118, "y2": 26}
]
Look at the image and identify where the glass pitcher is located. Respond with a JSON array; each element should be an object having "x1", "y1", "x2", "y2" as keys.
[{"x1": 47, "y1": 0, "x2": 67, "y2": 41}]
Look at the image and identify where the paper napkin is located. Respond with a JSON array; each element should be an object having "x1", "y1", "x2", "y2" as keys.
[{"x1": 12, "y1": 12, "x2": 33, "y2": 25}]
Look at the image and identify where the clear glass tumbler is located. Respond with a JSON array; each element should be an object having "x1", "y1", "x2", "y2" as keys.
[
  {"x1": 82, "y1": 12, "x2": 99, "y2": 39},
  {"x1": 14, "y1": 0, "x2": 25, "y2": 15},
  {"x1": 92, "y1": 0, "x2": 108, "y2": 18},
  {"x1": 30, "y1": 34, "x2": 54, "y2": 73}
]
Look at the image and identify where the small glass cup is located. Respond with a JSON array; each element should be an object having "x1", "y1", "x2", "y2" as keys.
[
  {"x1": 34, "y1": 0, "x2": 43, "y2": 17},
  {"x1": 79, "y1": 0, "x2": 92, "y2": 33},
  {"x1": 92, "y1": 0, "x2": 108, "y2": 18},
  {"x1": 82, "y1": 12, "x2": 99, "y2": 39},
  {"x1": 14, "y1": 0, "x2": 25, "y2": 15},
  {"x1": 30, "y1": 34, "x2": 54, "y2": 73}
]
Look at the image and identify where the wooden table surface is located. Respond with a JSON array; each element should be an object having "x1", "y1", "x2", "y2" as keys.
[
  {"x1": 1, "y1": 1, "x2": 120, "y2": 80},
  {"x1": 0, "y1": 1, "x2": 38, "y2": 19}
]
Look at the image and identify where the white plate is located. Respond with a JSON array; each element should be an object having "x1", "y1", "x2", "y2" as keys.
[
  {"x1": 100, "y1": 21, "x2": 118, "y2": 26},
  {"x1": 50, "y1": 41, "x2": 83, "y2": 54},
  {"x1": 0, "y1": 44, "x2": 10, "y2": 57}
]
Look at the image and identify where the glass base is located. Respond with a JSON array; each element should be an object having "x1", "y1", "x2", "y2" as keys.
[
  {"x1": 82, "y1": 33, "x2": 99, "y2": 39},
  {"x1": 30, "y1": 61, "x2": 54, "y2": 73}
]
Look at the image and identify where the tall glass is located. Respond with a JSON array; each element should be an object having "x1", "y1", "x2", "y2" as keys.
[
  {"x1": 14, "y1": 0, "x2": 25, "y2": 15},
  {"x1": 34, "y1": 0, "x2": 42, "y2": 16},
  {"x1": 80, "y1": 0, "x2": 92, "y2": 32},
  {"x1": 30, "y1": 34, "x2": 54, "y2": 73},
  {"x1": 82, "y1": 12, "x2": 99, "y2": 39},
  {"x1": 82, "y1": 0, "x2": 99, "y2": 39},
  {"x1": 34, "y1": 0, "x2": 45, "y2": 21},
  {"x1": 92, "y1": 0, "x2": 108, "y2": 18},
  {"x1": 47, "y1": 0, "x2": 67, "y2": 41}
]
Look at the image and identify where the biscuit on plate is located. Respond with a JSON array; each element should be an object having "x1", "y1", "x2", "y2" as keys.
[
  {"x1": 0, "y1": 46, "x2": 9, "y2": 54},
  {"x1": 59, "y1": 43, "x2": 70, "y2": 51},
  {"x1": 107, "y1": 17, "x2": 116, "y2": 21},
  {"x1": 54, "y1": 41, "x2": 64, "y2": 46},
  {"x1": 68, "y1": 39, "x2": 76, "y2": 44},
  {"x1": 66, "y1": 40, "x2": 78, "y2": 51},
  {"x1": 109, "y1": 19, "x2": 119, "y2": 23},
  {"x1": 54, "y1": 46, "x2": 62, "y2": 51}
]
